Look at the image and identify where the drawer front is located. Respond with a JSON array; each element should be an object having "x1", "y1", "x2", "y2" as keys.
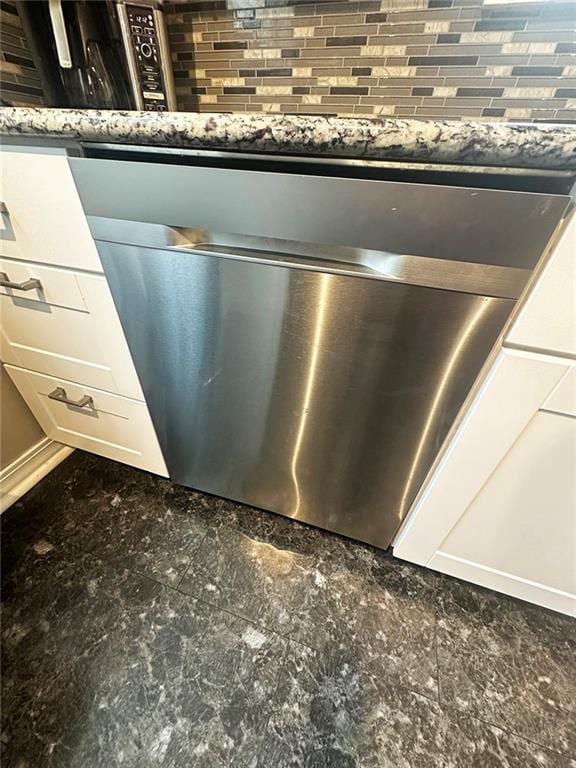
[
  {"x1": 542, "y1": 367, "x2": 576, "y2": 418},
  {"x1": 4, "y1": 365, "x2": 168, "y2": 476},
  {"x1": 0, "y1": 258, "x2": 87, "y2": 310},
  {"x1": 0, "y1": 271, "x2": 143, "y2": 400},
  {"x1": 0, "y1": 151, "x2": 102, "y2": 271}
]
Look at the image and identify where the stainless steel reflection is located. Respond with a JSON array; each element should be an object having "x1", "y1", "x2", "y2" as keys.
[
  {"x1": 90, "y1": 216, "x2": 530, "y2": 299},
  {"x1": 98, "y1": 234, "x2": 514, "y2": 548}
]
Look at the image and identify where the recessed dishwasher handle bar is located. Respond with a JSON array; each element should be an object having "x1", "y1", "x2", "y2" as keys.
[{"x1": 87, "y1": 216, "x2": 531, "y2": 300}]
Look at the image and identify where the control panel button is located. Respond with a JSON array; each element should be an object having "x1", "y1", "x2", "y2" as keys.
[{"x1": 127, "y1": 4, "x2": 170, "y2": 111}]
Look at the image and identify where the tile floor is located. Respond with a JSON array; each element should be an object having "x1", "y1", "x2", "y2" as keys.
[{"x1": 1, "y1": 452, "x2": 574, "y2": 767}]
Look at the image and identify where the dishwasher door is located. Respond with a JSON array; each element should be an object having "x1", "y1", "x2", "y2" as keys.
[{"x1": 97, "y1": 239, "x2": 514, "y2": 548}]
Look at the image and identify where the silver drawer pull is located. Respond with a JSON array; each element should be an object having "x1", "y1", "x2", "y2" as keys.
[
  {"x1": 0, "y1": 271, "x2": 42, "y2": 292},
  {"x1": 48, "y1": 387, "x2": 94, "y2": 409}
]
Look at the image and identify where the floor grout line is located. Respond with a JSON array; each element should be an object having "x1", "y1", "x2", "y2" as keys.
[
  {"x1": 444, "y1": 705, "x2": 574, "y2": 761},
  {"x1": 76, "y1": 543, "x2": 295, "y2": 768},
  {"x1": 174, "y1": 528, "x2": 211, "y2": 591}
]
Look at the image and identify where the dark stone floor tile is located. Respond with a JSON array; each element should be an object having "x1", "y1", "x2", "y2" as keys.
[
  {"x1": 2, "y1": 549, "x2": 287, "y2": 767},
  {"x1": 179, "y1": 499, "x2": 437, "y2": 699},
  {"x1": 1, "y1": 450, "x2": 105, "y2": 545},
  {"x1": 436, "y1": 576, "x2": 576, "y2": 758},
  {"x1": 84, "y1": 476, "x2": 221, "y2": 586},
  {"x1": 5, "y1": 455, "x2": 574, "y2": 767},
  {"x1": 2, "y1": 451, "x2": 225, "y2": 586},
  {"x1": 258, "y1": 642, "x2": 570, "y2": 768},
  {"x1": 1, "y1": 530, "x2": 77, "y2": 608},
  {"x1": 348, "y1": 555, "x2": 438, "y2": 700},
  {"x1": 179, "y1": 499, "x2": 322, "y2": 636}
]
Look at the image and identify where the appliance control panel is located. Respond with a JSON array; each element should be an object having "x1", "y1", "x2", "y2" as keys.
[{"x1": 126, "y1": 4, "x2": 169, "y2": 111}]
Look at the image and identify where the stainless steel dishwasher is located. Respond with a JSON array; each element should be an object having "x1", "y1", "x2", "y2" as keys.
[{"x1": 72, "y1": 150, "x2": 570, "y2": 548}]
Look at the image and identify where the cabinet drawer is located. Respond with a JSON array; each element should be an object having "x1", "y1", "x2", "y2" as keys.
[
  {"x1": 0, "y1": 270, "x2": 143, "y2": 399},
  {"x1": 4, "y1": 365, "x2": 167, "y2": 476},
  {"x1": 0, "y1": 258, "x2": 87, "y2": 310},
  {"x1": 542, "y1": 367, "x2": 576, "y2": 418},
  {"x1": 0, "y1": 151, "x2": 102, "y2": 271}
]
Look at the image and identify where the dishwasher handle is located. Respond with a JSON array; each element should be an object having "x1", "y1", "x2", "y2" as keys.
[
  {"x1": 88, "y1": 216, "x2": 530, "y2": 300},
  {"x1": 184, "y1": 241, "x2": 528, "y2": 301}
]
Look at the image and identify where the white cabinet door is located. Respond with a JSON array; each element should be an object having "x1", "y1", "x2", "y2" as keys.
[
  {"x1": 506, "y1": 212, "x2": 576, "y2": 358},
  {"x1": 542, "y1": 367, "x2": 576, "y2": 419},
  {"x1": 0, "y1": 151, "x2": 102, "y2": 271},
  {"x1": 437, "y1": 411, "x2": 575, "y2": 600},
  {"x1": 394, "y1": 348, "x2": 576, "y2": 616}
]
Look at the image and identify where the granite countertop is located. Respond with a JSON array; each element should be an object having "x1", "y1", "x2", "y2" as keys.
[{"x1": 1, "y1": 107, "x2": 575, "y2": 170}]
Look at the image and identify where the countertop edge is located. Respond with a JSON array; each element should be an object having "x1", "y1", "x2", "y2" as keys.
[{"x1": 1, "y1": 107, "x2": 576, "y2": 170}]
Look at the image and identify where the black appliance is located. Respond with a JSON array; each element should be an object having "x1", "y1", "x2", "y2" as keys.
[{"x1": 17, "y1": 0, "x2": 176, "y2": 111}]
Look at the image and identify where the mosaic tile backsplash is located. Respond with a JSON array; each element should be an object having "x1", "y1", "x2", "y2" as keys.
[
  {"x1": 165, "y1": 0, "x2": 576, "y2": 121},
  {"x1": 0, "y1": 2, "x2": 45, "y2": 107},
  {"x1": 0, "y1": 0, "x2": 574, "y2": 122}
]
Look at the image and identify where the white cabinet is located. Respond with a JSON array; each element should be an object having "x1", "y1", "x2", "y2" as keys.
[
  {"x1": 395, "y1": 206, "x2": 576, "y2": 616},
  {"x1": 542, "y1": 367, "x2": 576, "y2": 419},
  {"x1": 438, "y1": 410, "x2": 575, "y2": 598},
  {"x1": 0, "y1": 151, "x2": 102, "y2": 271},
  {"x1": 4, "y1": 366, "x2": 167, "y2": 476},
  {"x1": 394, "y1": 348, "x2": 576, "y2": 616},
  {"x1": 1, "y1": 263, "x2": 144, "y2": 399},
  {"x1": 506, "y1": 213, "x2": 576, "y2": 358},
  {"x1": 0, "y1": 148, "x2": 167, "y2": 479},
  {"x1": 0, "y1": 258, "x2": 88, "y2": 309}
]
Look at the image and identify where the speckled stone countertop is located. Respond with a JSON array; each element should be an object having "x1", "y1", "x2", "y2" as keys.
[{"x1": 1, "y1": 107, "x2": 575, "y2": 169}]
